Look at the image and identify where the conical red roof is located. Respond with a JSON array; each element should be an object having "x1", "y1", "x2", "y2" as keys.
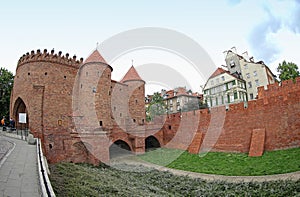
[
  {"x1": 120, "y1": 66, "x2": 143, "y2": 83},
  {"x1": 84, "y1": 49, "x2": 107, "y2": 64}
]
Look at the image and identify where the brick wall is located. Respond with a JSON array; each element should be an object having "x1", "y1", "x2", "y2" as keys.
[
  {"x1": 11, "y1": 49, "x2": 300, "y2": 164},
  {"x1": 165, "y1": 78, "x2": 300, "y2": 155}
]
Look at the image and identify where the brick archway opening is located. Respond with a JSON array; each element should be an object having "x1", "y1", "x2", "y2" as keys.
[
  {"x1": 145, "y1": 136, "x2": 161, "y2": 151},
  {"x1": 12, "y1": 97, "x2": 29, "y2": 130},
  {"x1": 109, "y1": 140, "x2": 132, "y2": 159}
]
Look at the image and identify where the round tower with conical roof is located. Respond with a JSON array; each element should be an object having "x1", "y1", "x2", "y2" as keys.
[
  {"x1": 120, "y1": 66, "x2": 146, "y2": 126},
  {"x1": 75, "y1": 49, "x2": 113, "y2": 131}
]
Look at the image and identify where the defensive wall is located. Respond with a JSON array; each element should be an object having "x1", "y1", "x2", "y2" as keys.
[
  {"x1": 158, "y1": 77, "x2": 300, "y2": 156},
  {"x1": 10, "y1": 48, "x2": 300, "y2": 165}
]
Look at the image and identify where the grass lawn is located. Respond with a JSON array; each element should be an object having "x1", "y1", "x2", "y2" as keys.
[
  {"x1": 138, "y1": 147, "x2": 300, "y2": 176},
  {"x1": 50, "y1": 162, "x2": 300, "y2": 196}
]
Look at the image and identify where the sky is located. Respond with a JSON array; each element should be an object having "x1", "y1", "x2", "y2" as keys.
[{"x1": 0, "y1": 0, "x2": 299, "y2": 94}]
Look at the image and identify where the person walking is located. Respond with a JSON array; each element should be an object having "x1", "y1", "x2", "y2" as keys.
[{"x1": 1, "y1": 116, "x2": 5, "y2": 126}]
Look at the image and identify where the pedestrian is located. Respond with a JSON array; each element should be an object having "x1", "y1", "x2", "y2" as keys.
[
  {"x1": 1, "y1": 116, "x2": 5, "y2": 126},
  {"x1": 9, "y1": 117, "x2": 15, "y2": 129}
]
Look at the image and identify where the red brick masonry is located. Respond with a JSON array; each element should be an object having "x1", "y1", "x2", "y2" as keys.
[{"x1": 10, "y1": 49, "x2": 300, "y2": 164}]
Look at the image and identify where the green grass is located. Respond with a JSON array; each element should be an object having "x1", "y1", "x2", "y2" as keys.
[
  {"x1": 139, "y1": 147, "x2": 300, "y2": 176},
  {"x1": 50, "y1": 162, "x2": 300, "y2": 196}
]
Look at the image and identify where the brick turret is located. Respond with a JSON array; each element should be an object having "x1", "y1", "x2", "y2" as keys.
[{"x1": 120, "y1": 66, "x2": 146, "y2": 126}]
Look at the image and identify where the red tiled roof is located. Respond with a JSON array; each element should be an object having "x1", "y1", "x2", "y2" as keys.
[
  {"x1": 84, "y1": 49, "x2": 107, "y2": 64},
  {"x1": 163, "y1": 87, "x2": 201, "y2": 99},
  {"x1": 208, "y1": 67, "x2": 228, "y2": 79},
  {"x1": 120, "y1": 66, "x2": 143, "y2": 83}
]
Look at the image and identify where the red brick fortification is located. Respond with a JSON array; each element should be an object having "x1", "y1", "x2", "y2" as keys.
[
  {"x1": 178, "y1": 78, "x2": 299, "y2": 156},
  {"x1": 10, "y1": 49, "x2": 146, "y2": 165}
]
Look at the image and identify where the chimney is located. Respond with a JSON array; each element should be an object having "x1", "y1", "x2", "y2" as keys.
[
  {"x1": 242, "y1": 51, "x2": 249, "y2": 61},
  {"x1": 231, "y1": 47, "x2": 237, "y2": 53}
]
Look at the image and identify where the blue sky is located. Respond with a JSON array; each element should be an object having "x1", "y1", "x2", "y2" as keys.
[{"x1": 1, "y1": 0, "x2": 300, "y2": 90}]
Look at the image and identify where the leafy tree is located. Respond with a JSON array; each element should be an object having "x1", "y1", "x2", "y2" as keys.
[
  {"x1": 277, "y1": 60, "x2": 300, "y2": 82},
  {"x1": 146, "y1": 92, "x2": 166, "y2": 122},
  {"x1": 0, "y1": 67, "x2": 14, "y2": 120}
]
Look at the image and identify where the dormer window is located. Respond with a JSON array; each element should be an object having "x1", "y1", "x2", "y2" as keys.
[{"x1": 230, "y1": 60, "x2": 235, "y2": 68}]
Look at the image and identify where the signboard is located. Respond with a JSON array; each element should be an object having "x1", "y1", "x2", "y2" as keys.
[{"x1": 19, "y1": 113, "x2": 27, "y2": 124}]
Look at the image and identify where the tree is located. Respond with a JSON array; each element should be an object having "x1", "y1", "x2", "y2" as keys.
[
  {"x1": 277, "y1": 61, "x2": 300, "y2": 82},
  {"x1": 146, "y1": 92, "x2": 166, "y2": 122},
  {"x1": 0, "y1": 67, "x2": 14, "y2": 120}
]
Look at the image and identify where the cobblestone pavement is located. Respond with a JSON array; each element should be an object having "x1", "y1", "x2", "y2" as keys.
[
  {"x1": 0, "y1": 133, "x2": 41, "y2": 197},
  {"x1": 0, "y1": 137, "x2": 14, "y2": 162}
]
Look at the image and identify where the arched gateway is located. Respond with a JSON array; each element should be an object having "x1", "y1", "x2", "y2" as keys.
[
  {"x1": 109, "y1": 140, "x2": 132, "y2": 159},
  {"x1": 145, "y1": 136, "x2": 161, "y2": 151},
  {"x1": 12, "y1": 97, "x2": 29, "y2": 130}
]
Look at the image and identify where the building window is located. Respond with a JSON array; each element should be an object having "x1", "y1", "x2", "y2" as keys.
[
  {"x1": 169, "y1": 125, "x2": 171, "y2": 130},
  {"x1": 230, "y1": 60, "x2": 235, "y2": 68},
  {"x1": 234, "y1": 92, "x2": 238, "y2": 100},
  {"x1": 99, "y1": 121, "x2": 103, "y2": 127},
  {"x1": 133, "y1": 119, "x2": 136, "y2": 123},
  {"x1": 210, "y1": 80, "x2": 214, "y2": 86},
  {"x1": 221, "y1": 76, "x2": 225, "y2": 81},
  {"x1": 244, "y1": 64, "x2": 248, "y2": 69},
  {"x1": 246, "y1": 73, "x2": 250, "y2": 78},
  {"x1": 255, "y1": 79, "x2": 259, "y2": 86},
  {"x1": 250, "y1": 93, "x2": 254, "y2": 100},
  {"x1": 227, "y1": 95, "x2": 230, "y2": 103},
  {"x1": 232, "y1": 80, "x2": 236, "y2": 85},
  {"x1": 170, "y1": 99, "x2": 173, "y2": 104},
  {"x1": 170, "y1": 107, "x2": 173, "y2": 112},
  {"x1": 248, "y1": 82, "x2": 252, "y2": 88},
  {"x1": 253, "y1": 71, "x2": 257, "y2": 76},
  {"x1": 216, "y1": 78, "x2": 219, "y2": 84}
]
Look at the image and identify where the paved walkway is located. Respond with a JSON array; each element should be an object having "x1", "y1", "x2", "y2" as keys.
[
  {"x1": 0, "y1": 132, "x2": 41, "y2": 197},
  {"x1": 110, "y1": 155, "x2": 300, "y2": 183}
]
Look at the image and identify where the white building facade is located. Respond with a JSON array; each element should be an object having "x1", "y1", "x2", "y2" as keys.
[
  {"x1": 203, "y1": 68, "x2": 247, "y2": 108},
  {"x1": 225, "y1": 49, "x2": 276, "y2": 100}
]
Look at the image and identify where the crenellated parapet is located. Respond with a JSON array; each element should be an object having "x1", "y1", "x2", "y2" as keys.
[
  {"x1": 17, "y1": 49, "x2": 84, "y2": 70},
  {"x1": 257, "y1": 77, "x2": 300, "y2": 99}
]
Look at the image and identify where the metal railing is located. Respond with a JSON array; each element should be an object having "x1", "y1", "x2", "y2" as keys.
[{"x1": 1, "y1": 126, "x2": 29, "y2": 140}]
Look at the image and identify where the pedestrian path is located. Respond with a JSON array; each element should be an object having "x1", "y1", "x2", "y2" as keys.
[
  {"x1": 0, "y1": 134, "x2": 41, "y2": 197},
  {"x1": 110, "y1": 155, "x2": 300, "y2": 183}
]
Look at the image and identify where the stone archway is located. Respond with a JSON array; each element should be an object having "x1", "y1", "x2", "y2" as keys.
[
  {"x1": 12, "y1": 97, "x2": 29, "y2": 130},
  {"x1": 145, "y1": 136, "x2": 161, "y2": 151},
  {"x1": 109, "y1": 140, "x2": 132, "y2": 159}
]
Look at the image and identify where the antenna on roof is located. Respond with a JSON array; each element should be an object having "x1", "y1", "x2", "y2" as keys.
[
  {"x1": 131, "y1": 59, "x2": 134, "y2": 66},
  {"x1": 96, "y1": 42, "x2": 99, "y2": 50}
]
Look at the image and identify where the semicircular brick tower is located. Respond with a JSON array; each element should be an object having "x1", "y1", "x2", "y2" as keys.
[{"x1": 10, "y1": 49, "x2": 83, "y2": 162}]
